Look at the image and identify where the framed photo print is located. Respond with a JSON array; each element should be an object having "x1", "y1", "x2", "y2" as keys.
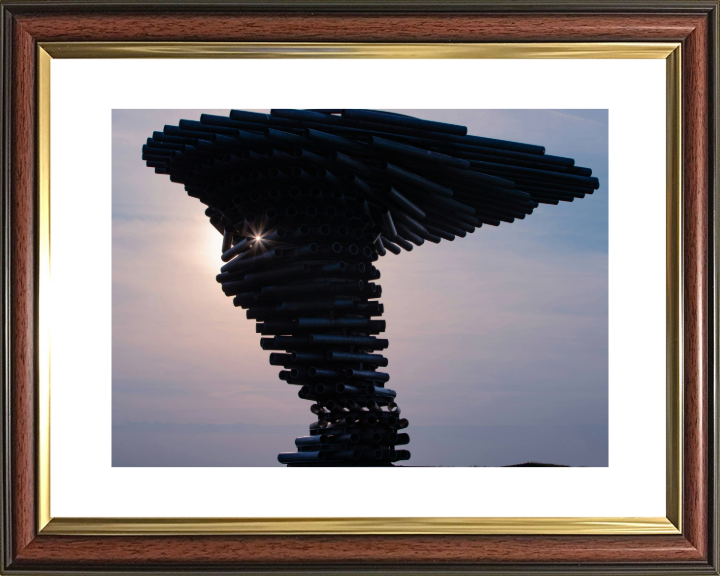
[{"x1": 1, "y1": 2, "x2": 717, "y2": 574}]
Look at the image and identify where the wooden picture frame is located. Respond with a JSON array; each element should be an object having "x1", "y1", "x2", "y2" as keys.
[{"x1": 1, "y1": 1, "x2": 717, "y2": 573}]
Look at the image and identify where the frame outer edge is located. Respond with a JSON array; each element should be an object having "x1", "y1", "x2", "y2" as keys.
[
  {"x1": 0, "y1": 3, "x2": 717, "y2": 572},
  {"x1": 8, "y1": 3, "x2": 38, "y2": 566},
  {"x1": 682, "y1": 7, "x2": 710, "y2": 560},
  {"x1": 709, "y1": 1, "x2": 719, "y2": 572},
  {"x1": 1, "y1": 2, "x2": 11, "y2": 573},
  {"x1": 0, "y1": 0, "x2": 718, "y2": 13}
]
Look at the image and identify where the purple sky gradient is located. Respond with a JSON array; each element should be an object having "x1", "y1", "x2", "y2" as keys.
[{"x1": 112, "y1": 109, "x2": 608, "y2": 467}]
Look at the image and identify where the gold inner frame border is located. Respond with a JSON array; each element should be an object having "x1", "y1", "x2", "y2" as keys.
[{"x1": 36, "y1": 41, "x2": 682, "y2": 536}]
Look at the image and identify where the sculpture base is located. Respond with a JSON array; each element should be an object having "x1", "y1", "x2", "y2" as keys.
[{"x1": 286, "y1": 462, "x2": 396, "y2": 467}]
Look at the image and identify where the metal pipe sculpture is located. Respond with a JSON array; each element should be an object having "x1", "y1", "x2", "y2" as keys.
[{"x1": 143, "y1": 109, "x2": 600, "y2": 467}]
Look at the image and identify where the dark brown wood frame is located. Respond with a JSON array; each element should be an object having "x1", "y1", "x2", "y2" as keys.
[{"x1": 1, "y1": 2, "x2": 717, "y2": 573}]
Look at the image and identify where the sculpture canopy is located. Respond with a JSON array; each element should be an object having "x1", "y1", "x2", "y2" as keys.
[{"x1": 142, "y1": 109, "x2": 599, "y2": 254}]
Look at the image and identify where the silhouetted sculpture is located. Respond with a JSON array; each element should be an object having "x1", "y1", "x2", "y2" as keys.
[{"x1": 143, "y1": 109, "x2": 599, "y2": 466}]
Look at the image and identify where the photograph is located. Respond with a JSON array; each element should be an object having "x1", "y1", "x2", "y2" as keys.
[{"x1": 112, "y1": 108, "x2": 608, "y2": 468}]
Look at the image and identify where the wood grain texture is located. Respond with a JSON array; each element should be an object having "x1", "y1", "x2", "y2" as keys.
[
  {"x1": 681, "y1": 10, "x2": 710, "y2": 560},
  {"x1": 10, "y1": 17, "x2": 37, "y2": 561},
  {"x1": 13, "y1": 12, "x2": 703, "y2": 42},
  {"x1": 10, "y1": 534, "x2": 706, "y2": 566},
  {"x1": 3, "y1": 5, "x2": 716, "y2": 572}
]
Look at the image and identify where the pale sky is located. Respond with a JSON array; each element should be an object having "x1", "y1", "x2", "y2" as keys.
[{"x1": 112, "y1": 109, "x2": 609, "y2": 467}]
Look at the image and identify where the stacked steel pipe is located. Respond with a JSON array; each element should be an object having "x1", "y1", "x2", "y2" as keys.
[{"x1": 143, "y1": 109, "x2": 599, "y2": 466}]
